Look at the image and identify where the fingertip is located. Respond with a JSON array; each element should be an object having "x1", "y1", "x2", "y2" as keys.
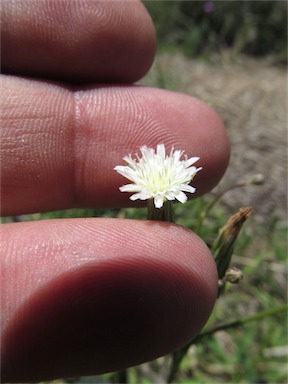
[{"x1": 2, "y1": 219, "x2": 217, "y2": 381}]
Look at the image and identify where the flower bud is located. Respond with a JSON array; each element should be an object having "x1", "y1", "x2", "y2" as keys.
[{"x1": 225, "y1": 267, "x2": 243, "y2": 284}]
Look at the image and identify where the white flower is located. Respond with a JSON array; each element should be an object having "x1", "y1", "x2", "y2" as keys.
[{"x1": 114, "y1": 144, "x2": 202, "y2": 209}]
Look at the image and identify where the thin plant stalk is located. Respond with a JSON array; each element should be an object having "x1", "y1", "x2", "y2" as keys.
[
  {"x1": 147, "y1": 200, "x2": 174, "y2": 222},
  {"x1": 196, "y1": 182, "x2": 250, "y2": 234},
  {"x1": 167, "y1": 304, "x2": 287, "y2": 383}
]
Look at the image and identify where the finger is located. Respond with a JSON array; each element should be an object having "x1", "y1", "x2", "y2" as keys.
[
  {"x1": 1, "y1": 218, "x2": 218, "y2": 382},
  {"x1": 1, "y1": 75, "x2": 230, "y2": 216},
  {"x1": 1, "y1": 0, "x2": 156, "y2": 83}
]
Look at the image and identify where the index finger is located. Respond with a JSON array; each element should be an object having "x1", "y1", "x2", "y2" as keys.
[{"x1": 1, "y1": 0, "x2": 156, "y2": 83}]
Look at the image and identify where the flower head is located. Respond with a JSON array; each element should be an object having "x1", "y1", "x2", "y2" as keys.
[{"x1": 114, "y1": 144, "x2": 202, "y2": 209}]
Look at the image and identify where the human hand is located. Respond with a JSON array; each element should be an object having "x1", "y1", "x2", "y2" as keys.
[{"x1": 1, "y1": 0, "x2": 230, "y2": 382}]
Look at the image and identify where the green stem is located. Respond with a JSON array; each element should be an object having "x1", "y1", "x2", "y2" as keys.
[
  {"x1": 167, "y1": 304, "x2": 287, "y2": 383},
  {"x1": 194, "y1": 304, "x2": 287, "y2": 343},
  {"x1": 147, "y1": 200, "x2": 174, "y2": 222}
]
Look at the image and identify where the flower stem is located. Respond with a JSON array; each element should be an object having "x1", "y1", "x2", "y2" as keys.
[{"x1": 147, "y1": 200, "x2": 174, "y2": 222}]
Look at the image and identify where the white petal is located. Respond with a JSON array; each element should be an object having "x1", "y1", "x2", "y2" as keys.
[
  {"x1": 138, "y1": 191, "x2": 152, "y2": 200},
  {"x1": 115, "y1": 168, "x2": 136, "y2": 182},
  {"x1": 119, "y1": 184, "x2": 142, "y2": 192},
  {"x1": 140, "y1": 145, "x2": 154, "y2": 160},
  {"x1": 140, "y1": 145, "x2": 149, "y2": 154},
  {"x1": 130, "y1": 191, "x2": 151, "y2": 201},
  {"x1": 156, "y1": 144, "x2": 166, "y2": 158},
  {"x1": 173, "y1": 149, "x2": 182, "y2": 162},
  {"x1": 130, "y1": 193, "x2": 141, "y2": 201},
  {"x1": 180, "y1": 184, "x2": 196, "y2": 193},
  {"x1": 174, "y1": 191, "x2": 188, "y2": 204},
  {"x1": 186, "y1": 157, "x2": 200, "y2": 167},
  {"x1": 154, "y1": 195, "x2": 164, "y2": 208},
  {"x1": 114, "y1": 165, "x2": 127, "y2": 172},
  {"x1": 165, "y1": 193, "x2": 175, "y2": 200},
  {"x1": 122, "y1": 155, "x2": 137, "y2": 168}
]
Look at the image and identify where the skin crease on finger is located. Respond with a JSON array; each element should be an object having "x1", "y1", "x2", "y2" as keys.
[
  {"x1": 1, "y1": 75, "x2": 230, "y2": 216},
  {"x1": 1, "y1": 0, "x2": 156, "y2": 83},
  {"x1": 1, "y1": 218, "x2": 218, "y2": 382}
]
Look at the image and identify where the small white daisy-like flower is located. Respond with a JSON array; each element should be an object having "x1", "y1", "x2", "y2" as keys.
[{"x1": 114, "y1": 144, "x2": 202, "y2": 209}]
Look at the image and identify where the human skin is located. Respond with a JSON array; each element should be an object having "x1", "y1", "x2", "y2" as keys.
[{"x1": 1, "y1": 0, "x2": 230, "y2": 382}]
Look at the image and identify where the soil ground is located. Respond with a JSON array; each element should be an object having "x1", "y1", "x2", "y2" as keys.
[{"x1": 142, "y1": 52, "x2": 287, "y2": 223}]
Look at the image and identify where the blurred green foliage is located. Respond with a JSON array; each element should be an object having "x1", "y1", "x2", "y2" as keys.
[{"x1": 143, "y1": 0, "x2": 287, "y2": 63}]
